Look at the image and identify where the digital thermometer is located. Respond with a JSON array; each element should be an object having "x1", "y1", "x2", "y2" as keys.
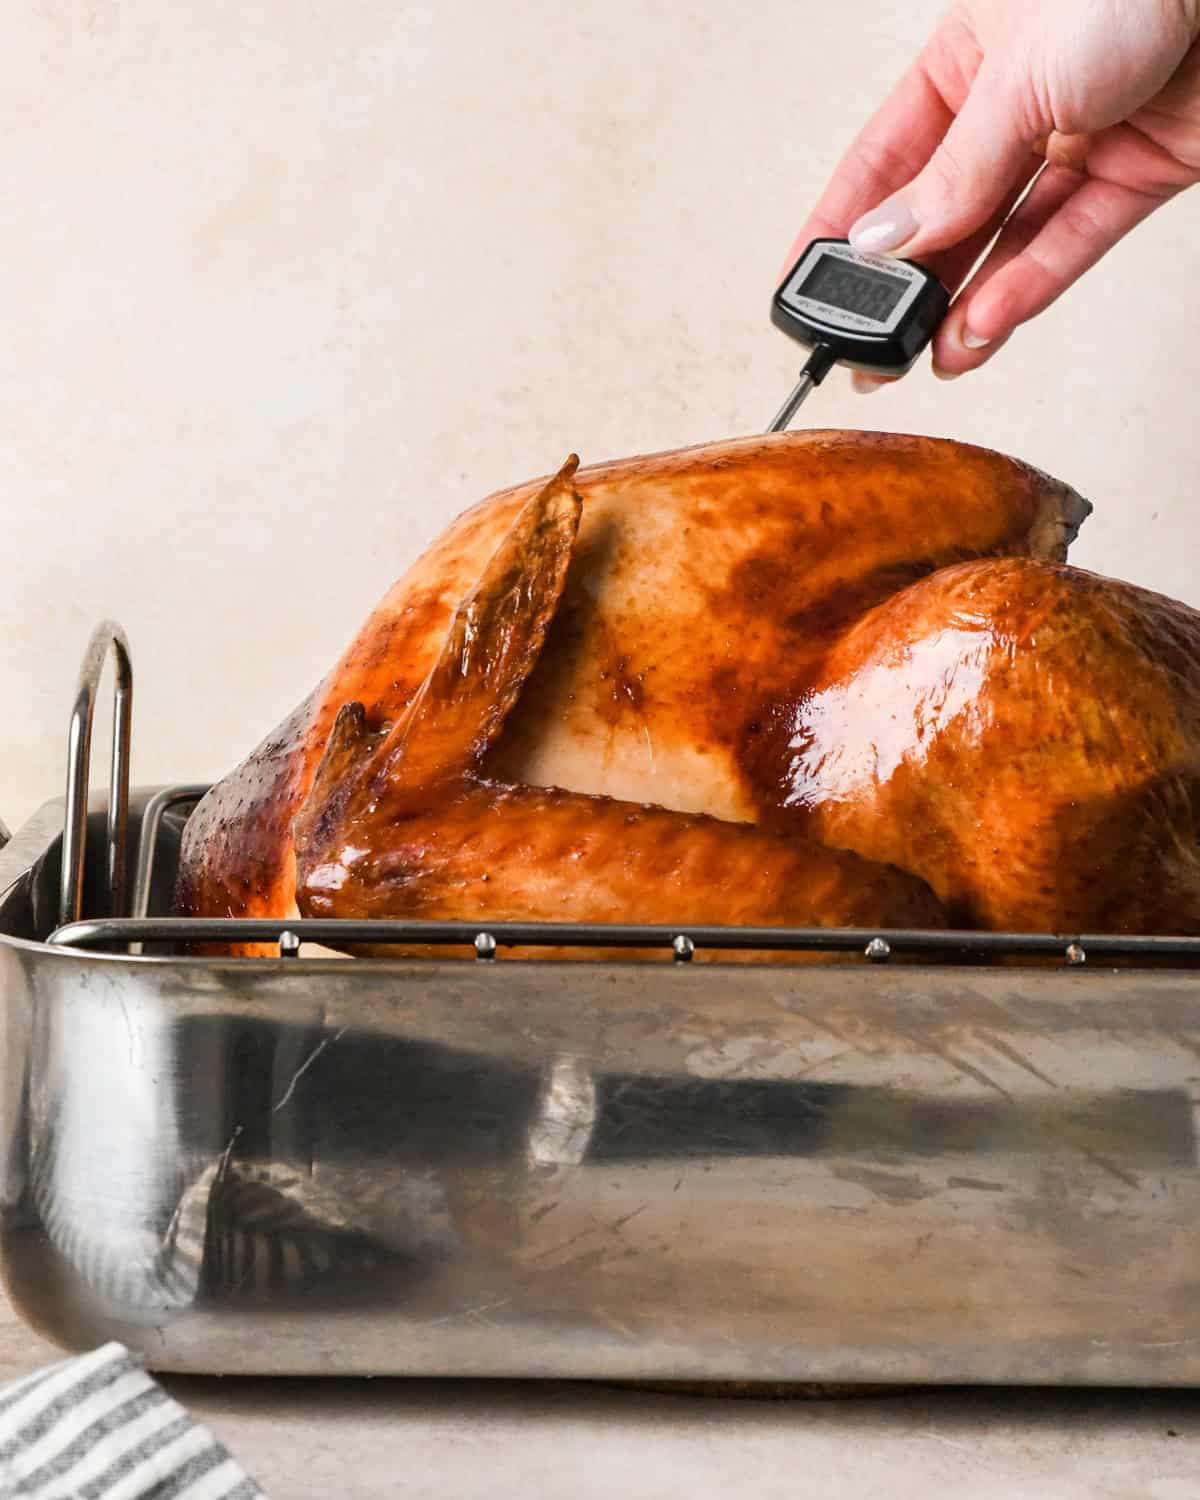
[{"x1": 768, "y1": 238, "x2": 949, "y2": 431}]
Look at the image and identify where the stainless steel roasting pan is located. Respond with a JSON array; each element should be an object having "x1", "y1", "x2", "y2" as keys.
[{"x1": 3, "y1": 622, "x2": 1200, "y2": 1385}]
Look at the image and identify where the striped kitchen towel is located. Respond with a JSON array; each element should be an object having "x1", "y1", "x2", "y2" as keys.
[{"x1": 0, "y1": 1343, "x2": 265, "y2": 1499}]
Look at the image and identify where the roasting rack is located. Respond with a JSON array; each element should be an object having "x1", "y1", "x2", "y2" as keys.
[{"x1": 3, "y1": 620, "x2": 1200, "y2": 1385}]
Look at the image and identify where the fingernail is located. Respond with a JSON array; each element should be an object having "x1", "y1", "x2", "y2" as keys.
[
  {"x1": 962, "y1": 327, "x2": 991, "y2": 349},
  {"x1": 932, "y1": 364, "x2": 960, "y2": 381},
  {"x1": 852, "y1": 371, "x2": 884, "y2": 394},
  {"x1": 848, "y1": 199, "x2": 918, "y2": 255}
]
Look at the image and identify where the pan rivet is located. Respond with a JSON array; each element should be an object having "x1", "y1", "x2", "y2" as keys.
[
  {"x1": 278, "y1": 930, "x2": 301, "y2": 959},
  {"x1": 865, "y1": 937, "x2": 891, "y2": 963},
  {"x1": 1065, "y1": 942, "x2": 1087, "y2": 966},
  {"x1": 474, "y1": 932, "x2": 497, "y2": 961},
  {"x1": 672, "y1": 935, "x2": 695, "y2": 963}
]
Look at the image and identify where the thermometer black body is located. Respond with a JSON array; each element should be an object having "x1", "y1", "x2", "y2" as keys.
[{"x1": 768, "y1": 238, "x2": 949, "y2": 431}]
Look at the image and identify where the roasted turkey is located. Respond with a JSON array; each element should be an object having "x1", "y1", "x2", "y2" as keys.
[{"x1": 176, "y1": 430, "x2": 1200, "y2": 952}]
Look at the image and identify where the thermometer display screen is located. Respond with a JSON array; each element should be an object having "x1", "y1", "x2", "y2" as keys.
[{"x1": 797, "y1": 257, "x2": 908, "y2": 323}]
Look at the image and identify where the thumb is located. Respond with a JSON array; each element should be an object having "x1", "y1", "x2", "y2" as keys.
[{"x1": 848, "y1": 64, "x2": 1035, "y2": 260}]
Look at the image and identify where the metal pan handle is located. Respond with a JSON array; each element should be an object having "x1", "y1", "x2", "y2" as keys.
[{"x1": 59, "y1": 622, "x2": 133, "y2": 927}]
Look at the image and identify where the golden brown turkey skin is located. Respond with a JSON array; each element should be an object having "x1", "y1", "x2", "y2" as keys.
[
  {"x1": 176, "y1": 429, "x2": 1089, "y2": 950},
  {"x1": 288, "y1": 467, "x2": 945, "y2": 958},
  {"x1": 295, "y1": 781, "x2": 946, "y2": 960},
  {"x1": 770, "y1": 558, "x2": 1200, "y2": 933}
]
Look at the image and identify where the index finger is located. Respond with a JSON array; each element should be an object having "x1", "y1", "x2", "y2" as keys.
[
  {"x1": 782, "y1": 57, "x2": 1043, "y2": 315},
  {"x1": 781, "y1": 61, "x2": 956, "y2": 280}
]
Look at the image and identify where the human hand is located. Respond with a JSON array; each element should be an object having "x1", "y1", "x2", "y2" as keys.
[{"x1": 785, "y1": 0, "x2": 1200, "y2": 387}]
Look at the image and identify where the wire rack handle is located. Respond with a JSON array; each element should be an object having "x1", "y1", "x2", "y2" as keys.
[{"x1": 59, "y1": 622, "x2": 133, "y2": 927}]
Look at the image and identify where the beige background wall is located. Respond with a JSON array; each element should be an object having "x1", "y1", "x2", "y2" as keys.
[{"x1": 4, "y1": 0, "x2": 1198, "y2": 830}]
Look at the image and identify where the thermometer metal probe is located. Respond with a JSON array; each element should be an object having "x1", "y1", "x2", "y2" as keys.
[{"x1": 768, "y1": 238, "x2": 950, "y2": 431}]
